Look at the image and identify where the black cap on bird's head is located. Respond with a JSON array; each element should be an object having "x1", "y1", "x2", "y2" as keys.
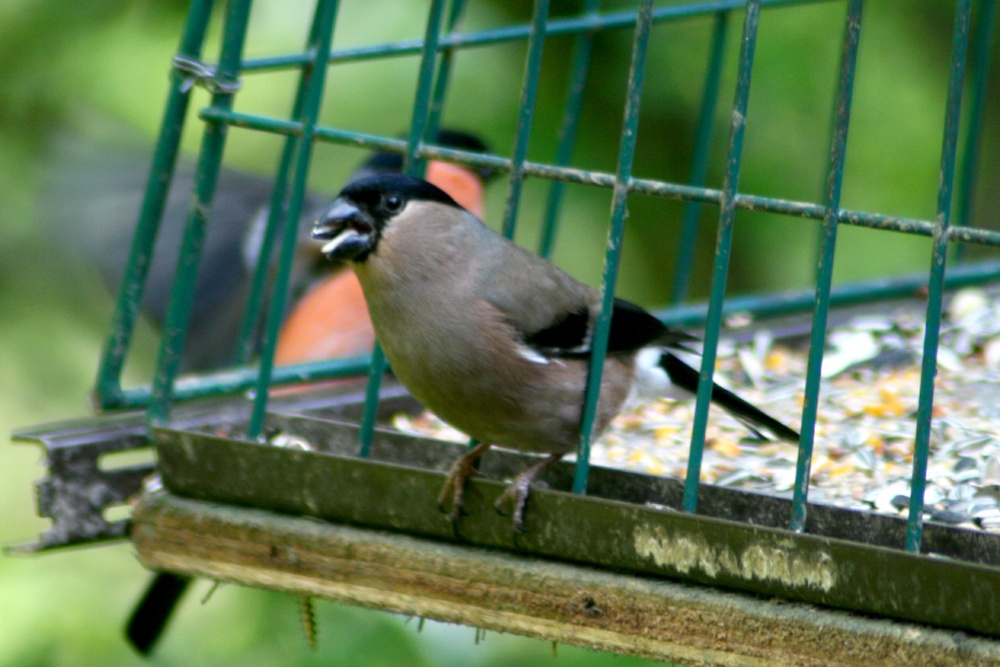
[
  {"x1": 312, "y1": 173, "x2": 461, "y2": 262},
  {"x1": 305, "y1": 129, "x2": 493, "y2": 268}
]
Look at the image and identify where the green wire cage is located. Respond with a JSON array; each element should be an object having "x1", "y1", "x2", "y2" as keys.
[{"x1": 13, "y1": 0, "x2": 1000, "y2": 663}]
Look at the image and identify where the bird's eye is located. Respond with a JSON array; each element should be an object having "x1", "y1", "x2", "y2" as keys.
[{"x1": 383, "y1": 194, "x2": 404, "y2": 213}]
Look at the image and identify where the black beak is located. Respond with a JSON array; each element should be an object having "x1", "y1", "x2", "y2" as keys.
[{"x1": 312, "y1": 198, "x2": 376, "y2": 261}]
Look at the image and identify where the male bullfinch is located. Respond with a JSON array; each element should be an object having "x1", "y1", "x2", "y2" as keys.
[{"x1": 312, "y1": 173, "x2": 800, "y2": 530}]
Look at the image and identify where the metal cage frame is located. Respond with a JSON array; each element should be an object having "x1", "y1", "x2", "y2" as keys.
[{"x1": 98, "y1": 0, "x2": 999, "y2": 551}]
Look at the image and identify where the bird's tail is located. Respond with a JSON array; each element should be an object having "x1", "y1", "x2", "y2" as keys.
[
  {"x1": 125, "y1": 572, "x2": 191, "y2": 655},
  {"x1": 660, "y1": 353, "x2": 800, "y2": 442}
]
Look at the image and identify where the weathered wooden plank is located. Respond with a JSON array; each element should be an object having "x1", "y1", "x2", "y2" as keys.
[
  {"x1": 132, "y1": 492, "x2": 1000, "y2": 667},
  {"x1": 153, "y1": 423, "x2": 1000, "y2": 638}
]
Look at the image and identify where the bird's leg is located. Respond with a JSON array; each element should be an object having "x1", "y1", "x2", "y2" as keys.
[
  {"x1": 495, "y1": 453, "x2": 563, "y2": 532},
  {"x1": 438, "y1": 441, "x2": 492, "y2": 520}
]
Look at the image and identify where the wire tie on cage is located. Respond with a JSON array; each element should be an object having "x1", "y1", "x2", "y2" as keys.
[{"x1": 171, "y1": 54, "x2": 242, "y2": 95}]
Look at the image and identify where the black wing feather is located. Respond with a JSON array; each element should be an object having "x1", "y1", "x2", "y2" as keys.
[
  {"x1": 524, "y1": 306, "x2": 591, "y2": 351},
  {"x1": 608, "y1": 298, "x2": 699, "y2": 352},
  {"x1": 523, "y1": 298, "x2": 699, "y2": 357}
]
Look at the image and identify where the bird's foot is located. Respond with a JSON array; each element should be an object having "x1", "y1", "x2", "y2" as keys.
[
  {"x1": 494, "y1": 454, "x2": 562, "y2": 533},
  {"x1": 494, "y1": 478, "x2": 532, "y2": 533},
  {"x1": 437, "y1": 442, "x2": 492, "y2": 523}
]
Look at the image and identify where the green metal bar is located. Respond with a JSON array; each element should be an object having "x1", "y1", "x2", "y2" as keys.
[
  {"x1": 655, "y1": 257, "x2": 1000, "y2": 328},
  {"x1": 683, "y1": 0, "x2": 761, "y2": 514},
  {"x1": 573, "y1": 0, "x2": 654, "y2": 496},
  {"x1": 906, "y1": 0, "x2": 972, "y2": 553},
  {"x1": 670, "y1": 10, "x2": 729, "y2": 305},
  {"x1": 238, "y1": 0, "x2": 834, "y2": 72},
  {"x1": 953, "y1": 0, "x2": 996, "y2": 262},
  {"x1": 93, "y1": 0, "x2": 216, "y2": 409},
  {"x1": 147, "y1": 0, "x2": 254, "y2": 427},
  {"x1": 423, "y1": 0, "x2": 468, "y2": 144},
  {"x1": 790, "y1": 0, "x2": 863, "y2": 533},
  {"x1": 537, "y1": 0, "x2": 599, "y2": 259},
  {"x1": 230, "y1": 153, "x2": 292, "y2": 366},
  {"x1": 200, "y1": 108, "x2": 1000, "y2": 249},
  {"x1": 358, "y1": 0, "x2": 450, "y2": 459},
  {"x1": 247, "y1": 0, "x2": 341, "y2": 441},
  {"x1": 231, "y1": 12, "x2": 332, "y2": 368},
  {"x1": 810, "y1": 6, "x2": 850, "y2": 278},
  {"x1": 406, "y1": 0, "x2": 458, "y2": 177},
  {"x1": 115, "y1": 356, "x2": 371, "y2": 408},
  {"x1": 501, "y1": 0, "x2": 551, "y2": 240}
]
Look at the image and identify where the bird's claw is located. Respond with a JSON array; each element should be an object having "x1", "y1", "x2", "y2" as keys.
[
  {"x1": 493, "y1": 453, "x2": 562, "y2": 533},
  {"x1": 437, "y1": 465, "x2": 475, "y2": 519},
  {"x1": 437, "y1": 442, "x2": 492, "y2": 526},
  {"x1": 494, "y1": 481, "x2": 532, "y2": 533}
]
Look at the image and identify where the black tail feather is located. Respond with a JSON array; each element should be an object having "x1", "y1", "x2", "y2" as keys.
[
  {"x1": 660, "y1": 353, "x2": 800, "y2": 442},
  {"x1": 125, "y1": 573, "x2": 191, "y2": 655}
]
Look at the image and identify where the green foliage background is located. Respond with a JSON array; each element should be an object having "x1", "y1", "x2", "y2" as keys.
[{"x1": 1, "y1": 1, "x2": 997, "y2": 665}]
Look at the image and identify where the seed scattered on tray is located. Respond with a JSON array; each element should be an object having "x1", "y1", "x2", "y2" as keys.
[{"x1": 391, "y1": 287, "x2": 1000, "y2": 532}]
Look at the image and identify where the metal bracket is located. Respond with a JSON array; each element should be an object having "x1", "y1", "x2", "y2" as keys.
[
  {"x1": 9, "y1": 413, "x2": 153, "y2": 553},
  {"x1": 8, "y1": 382, "x2": 416, "y2": 553}
]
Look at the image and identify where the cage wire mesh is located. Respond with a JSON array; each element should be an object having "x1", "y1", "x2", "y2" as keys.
[{"x1": 17, "y1": 0, "x2": 1000, "y2": 649}]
